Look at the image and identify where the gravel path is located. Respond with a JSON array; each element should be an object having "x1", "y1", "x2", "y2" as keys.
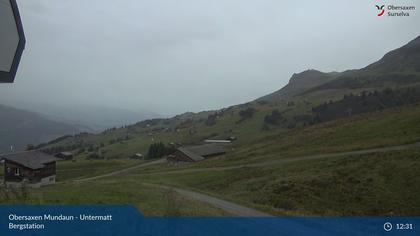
[{"x1": 143, "y1": 183, "x2": 272, "y2": 217}]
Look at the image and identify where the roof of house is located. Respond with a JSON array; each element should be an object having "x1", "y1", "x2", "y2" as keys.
[
  {"x1": 176, "y1": 143, "x2": 227, "y2": 162},
  {"x1": 177, "y1": 147, "x2": 205, "y2": 162},
  {"x1": 185, "y1": 144, "x2": 227, "y2": 157},
  {"x1": 2, "y1": 151, "x2": 59, "y2": 169}
]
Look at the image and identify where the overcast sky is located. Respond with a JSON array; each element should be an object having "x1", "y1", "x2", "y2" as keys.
[{"x1": 1, "y1": 0, "x2": 419, "y2": 115}]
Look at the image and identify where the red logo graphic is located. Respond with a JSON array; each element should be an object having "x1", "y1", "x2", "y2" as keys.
[{"x1": 376, "y1": 5, "x2": 385, "y2": 16}]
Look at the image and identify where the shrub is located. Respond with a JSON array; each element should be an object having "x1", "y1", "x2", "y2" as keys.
[
  {"x1": 147, "y1": 142, "x2": 175, "y2": 159},
  {"x1": 239, "y1": 108, "x2": 256, "y2": 120},
  {"x1": 264, "y1": 110, "x2": 284, "y2": 125},
  {"x1": 87, "y1": 153, "x2": 103, "y2": 159},
  {"x1": 205, "y1": 114, "x2": 217, "y2": 126}
]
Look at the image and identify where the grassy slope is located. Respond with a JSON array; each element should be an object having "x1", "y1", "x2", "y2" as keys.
[
  {"x1": 225, "y1": 104, "x2": 420, "y2": 164},
  {"x1": 42, "y1": 98, "x2": 324, "y2": 161},
  {"x1": 117, "y1": 104, "x2": 420, "y2": 216},
  {"x1": 44, "y1": 85, "x2": 420, "y2": 163},
  {"x1": 129, "y1": 103, "x2": 420, "y2": 173},
  {"x1": 56, "y1": 159, "x2": 143, "y2": 181},
  {"x1": 137, "y1": 149, "x2": 420, "y2": 216}
]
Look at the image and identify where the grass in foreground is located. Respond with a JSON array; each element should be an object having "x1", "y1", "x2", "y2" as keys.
[
  {"x1": 0, "y1": 177, "x2": 228, "y2": 216},
  {"x1": 137, "y1": 149, "x2": 420, "y2": 216}
]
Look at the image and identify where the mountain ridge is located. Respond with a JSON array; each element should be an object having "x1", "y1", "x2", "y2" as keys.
[
  {"x1": 257, "y1": 69, "x2": 338, "y2": 101},
  {"x1": 257, "y1": 35, "x2": 420, "y2": 102}
]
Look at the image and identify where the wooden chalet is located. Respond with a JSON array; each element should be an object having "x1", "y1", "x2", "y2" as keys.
[{"x1": 2, "y1": 151, "x2": 59, "y2": 188}]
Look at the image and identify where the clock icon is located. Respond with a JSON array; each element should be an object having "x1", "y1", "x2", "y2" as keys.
[{"x1": 384, "y1": 222, "x2": 393, "y2": 232}]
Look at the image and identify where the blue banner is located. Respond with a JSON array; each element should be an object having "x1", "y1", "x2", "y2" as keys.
[{"x1": 0, "y1": 205, "x2": 418, "y2": 236}]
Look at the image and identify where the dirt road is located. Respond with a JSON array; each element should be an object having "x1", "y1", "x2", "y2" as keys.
[{"x1": 143, "y1": 183, "x2": 272, "y2": 217}]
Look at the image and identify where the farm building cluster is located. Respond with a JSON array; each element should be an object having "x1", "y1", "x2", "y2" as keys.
[{"x1": 0, "y1": 139, "x2": 232, "y2": 188}]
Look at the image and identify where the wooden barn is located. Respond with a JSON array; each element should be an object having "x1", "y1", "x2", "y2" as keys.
[
  {"x1": 167, "y1": 143, "x2": 228, "y2": 164},
  {"x1": 2, "y1": 151, "x2": 59, "y2": 188}
]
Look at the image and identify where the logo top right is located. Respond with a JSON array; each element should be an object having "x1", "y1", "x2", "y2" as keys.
[
  {"x1": 375, "y1": 4, "x2": 416, "y2": 17},
  {"x1": 376, "y1": 5, "x2": 385, "y2": 16}
]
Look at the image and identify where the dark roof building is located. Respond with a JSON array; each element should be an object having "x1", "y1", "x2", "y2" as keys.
[
  {"x1": 176, "y1": 147, "x2": 205, "y2": 162},
  {"x1": 1, "y1": 151, "x2": 59, "y2": 188},
  {"x1": 187, "y1": 144, "x2": 227, "y2": 158},
  {"x1": 167, "y1": 143, "x2": 228, "y2": 163},
  {"x1": 55, "y1": 151, "x2": 73, "y2": 160}
]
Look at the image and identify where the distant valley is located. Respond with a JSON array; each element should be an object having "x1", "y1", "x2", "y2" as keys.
[
  {"x1": 0, "y1": 103, "x2": 160, "y2": 152},
  {"x1": 0, "y1": 104, "x2": 80, "y2": 152}
]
